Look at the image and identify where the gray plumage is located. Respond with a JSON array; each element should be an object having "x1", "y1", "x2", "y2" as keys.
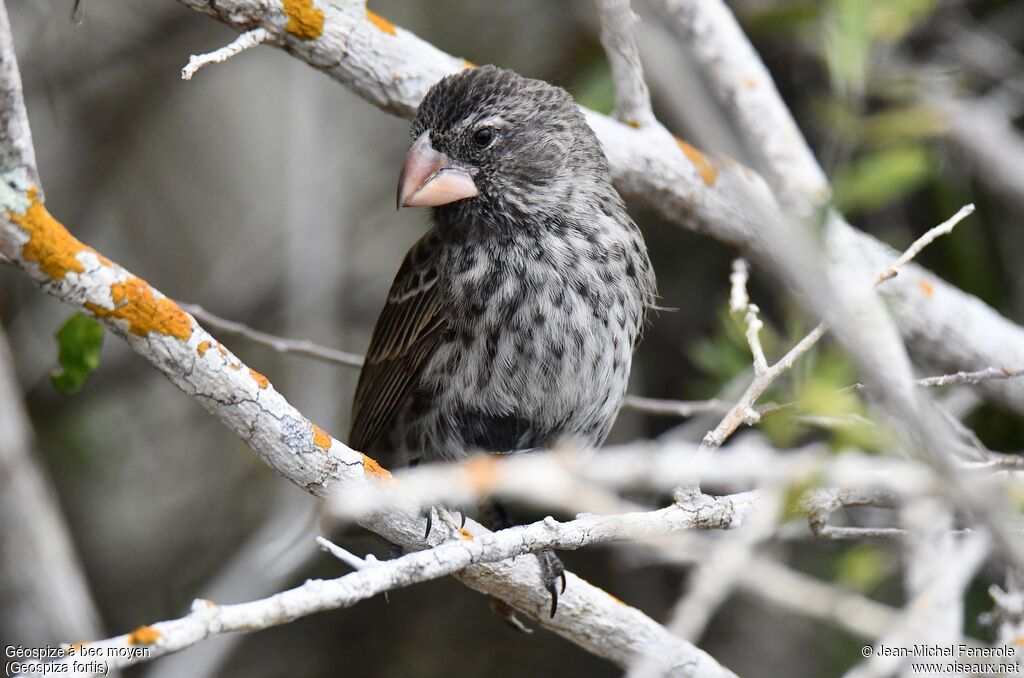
[
  {"x1": 351, "y1": 65, "x2": 655, "y2": 466},
  {"x1": 350, "y1": 65, "x2": 655, "y2": 617}
]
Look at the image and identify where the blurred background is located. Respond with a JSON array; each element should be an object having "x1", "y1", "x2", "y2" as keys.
[{"x1": 1, "y1": 0, "x2": 1023, "y2": 675}]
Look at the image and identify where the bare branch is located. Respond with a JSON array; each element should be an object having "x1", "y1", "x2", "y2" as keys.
[
  {"x1": 622, "y1": 395, "x2": 731, "y2": 418},
  {"x1": 179, "y1": 302, "x2": 364, "y2": 368},
  {"x1": 875, "y1": 203, "x2": 976, "y2": 283},
  {"x1": 181, "y1": 28, "x2": 271, "y2": 81},
  {"x1": 699, "y1": 319, "x2": 830, "y2": 451},
  {"x1": 650, "y1": 0, "x2": 829, "y2": 210},
  {"x1": 593, "y1": 0, "x2": 655, "y2": 128},
  {"x1": 24, "y1": 505, "x2": 756, "y2": 677},
  {"x1": 917, "y1": 367, "x2": 1024, "y2": 388}
]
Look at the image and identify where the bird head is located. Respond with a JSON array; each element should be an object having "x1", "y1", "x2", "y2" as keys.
[{"x1": 397, "y1": 65, "x2": 611, "y2": 231}]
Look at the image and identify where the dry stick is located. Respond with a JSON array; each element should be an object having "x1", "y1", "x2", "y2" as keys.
[
  {"x1": 181, "y1": 27, "x2": 271, "y2": 80},
  {"x1": 875, "y1": 204, "x2": 976, "y2": 283},
  {"x1": 621, "y1": 395, "x2": 731, "y2": 418},
  {"x1": 178, "y1": 302, "x2": 364, "y2": 368}
]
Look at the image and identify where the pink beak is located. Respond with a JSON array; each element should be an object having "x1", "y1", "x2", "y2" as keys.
[{"x1": 397, "y1": 131, "x2": 479, "y2": 209}]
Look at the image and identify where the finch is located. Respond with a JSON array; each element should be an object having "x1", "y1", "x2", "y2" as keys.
[{"x1": 350, "y1": 65, "x2": 655, "y2": 616}]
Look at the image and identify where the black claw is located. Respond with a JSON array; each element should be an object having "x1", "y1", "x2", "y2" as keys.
[
  {"x1": 535, "y1": 549, "x2": 566, "y2": 617},
  {"x1": 423, "y1": 507, "x2": 433, "y2": 539},
  {"x1": 460, "y1": 511, "x2": 467, "y2": 529},
  {"x1": 547, "y1": 580, "x2": 559, "y2": 618}
]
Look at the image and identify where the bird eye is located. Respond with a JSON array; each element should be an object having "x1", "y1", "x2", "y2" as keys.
[{"x1": 472, "y1": 127, "x2": 495, "y2": 148}]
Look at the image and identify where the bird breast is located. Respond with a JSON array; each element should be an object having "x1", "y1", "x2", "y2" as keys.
[{"x1": 403, "y1": 215, "x2": 648, "y2": 462}]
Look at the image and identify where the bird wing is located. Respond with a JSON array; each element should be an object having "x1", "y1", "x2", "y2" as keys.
[{"x1": 349, "y1": 229, "x2": 449, "y2": 453}]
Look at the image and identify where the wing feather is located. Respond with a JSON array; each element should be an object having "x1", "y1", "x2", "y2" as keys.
[{"x1": 349, "y1": 230, "x2": 448, "y2": 453}]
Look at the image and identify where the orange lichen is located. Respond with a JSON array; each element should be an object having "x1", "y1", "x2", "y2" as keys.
[
  {"x1": 249, "y1": 369, "x2": 269, "y2": 389},
  {"x1": 462, "y1": 59, "x2": 476, "y2": 69},
  {"x1": 675, "y1": 137, "x2": 718, "y2": 186},
  {"x1": 458, "y1": 527, "x2": 474, "y2": 540},
  {"x1": 464, "y1": 454, "x2": 498, "y2": 494},
  {"x1": 84, "y1": 277, "x2": 192, "y2": 340},
  {"x1": 362, "y1": 453, "x2": 392, "y2": 481},
  {"x1": 127, "y1": 625, "x2": 161, "y2": 645},
  {"x1": 312, "y1": 424, "x2": 332, "y2": 450},
  {"x1": 9, "y1": 188, "x2": 109, "y2": 280},
  {"x1": 197, "y1": 341, "x2": 211, "y2": 357},
  {"x1": 229, "y1": 363, "x2": 241, "y2": 371},
  {"x1": 917, "y1": 279, "x2": 935, "y2": 298},
  {"x1": 624, "y1": 119, "x2": 641, "y2": 129},
  {"x1": 366, "y1": 9, "x2": 396, "y2": 35},
  {"x1": 217, "y1": 343, "x2": 228, "y2": 357},
  {"x1": 283, "y1": 0, "x2": 324, "y2": 39}
]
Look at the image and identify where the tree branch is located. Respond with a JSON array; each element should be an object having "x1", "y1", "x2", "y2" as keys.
[
  {"x1": 20, "y1": 499, "x2": 757, "y2": 676},
  {"x1": 178, "y1": 302, "x2": 364, "y2": 368},
  {"x1": 593, "y1": 0, "x2": 655, "y2": 128},
  {"x1": 180, "y1": 27, "x2": 271, "y2": 81}
]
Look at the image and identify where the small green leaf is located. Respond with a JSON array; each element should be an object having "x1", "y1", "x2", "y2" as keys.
[
  {"x1": 824, "y1": 0, "x2": 872, "y2": 98},
  {"x1": 835, "y1": 545, "x2": 887, "y2": 593},
  {"x1": 832, "y1": 144, "x2": 934, "y2": 213},
  {"x1": 781, "y1": 475, "x2": 822, "y2": 522},
  {"x1": 51, "y1": 313, "x2": 104, "y2": 395}
]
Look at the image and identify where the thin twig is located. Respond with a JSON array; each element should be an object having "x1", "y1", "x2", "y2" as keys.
[
  {"x1": 316, "y1": 537, "x2": 371, "y2": 571},
  {"x1": 179, "y1": 302, "x2": 364, "y2": 368},
  {"x1": 181, "y1": 28, "x2": 271, "y2": 81},
  {"x1": 875, "y1": 203, "x2": 976, "y2": 283},
  {"x1": 917, "y1": 366, "x2": 1024, "y2": 387},
  {"x1": 621, "y1": 395, "x2": 731, "y2": 418},
  {"x1": 698, "y1": 203, "x2": 977, "y2": 452},
  {"x1": 728, "y1": 258, "x2": 750, "y2": 314},
  {"x1": 699, "y1": 319, "x2": 830, "y2": 451}
]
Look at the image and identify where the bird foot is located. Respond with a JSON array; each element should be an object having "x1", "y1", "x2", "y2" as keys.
[
  {"x1": 536, "y1": 549, "x2": 566, "y2": 617},
  {"x1": 490, "y1": 598, "x2": 533, "y2": 634}
]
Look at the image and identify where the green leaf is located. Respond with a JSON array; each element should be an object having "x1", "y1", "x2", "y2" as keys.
[
  {"x1": 824, "y1": 0, "x2": 871, "y2": 98},
  {"x1": 832, "y1": 144, "x2": 934, "y2": 213},
  {"x1": 834, "y1": 545, "x2": 887, "y2": 593},
  {"x1": 51, "y1": 313, "x2": 104, "y2": 395},
  {"x1": 869, "y1": 0, "x2": 937, "y2": 43}
]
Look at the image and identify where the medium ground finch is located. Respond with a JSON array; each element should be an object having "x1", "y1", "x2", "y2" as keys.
[{"x1": 350, "y1": 65, "x2": 655, "y2": 616}]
